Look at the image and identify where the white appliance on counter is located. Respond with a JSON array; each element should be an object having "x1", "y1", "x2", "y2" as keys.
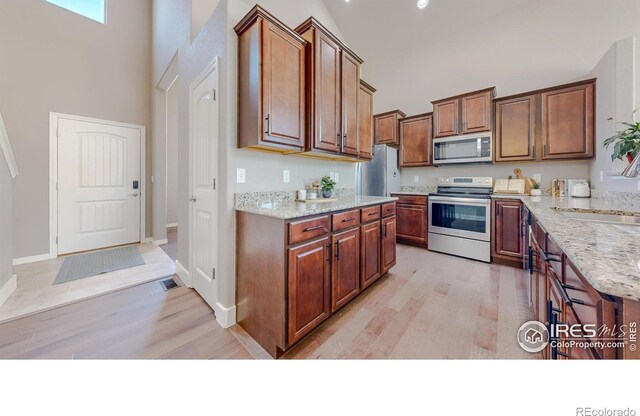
[
  {"x1": 567, "y1": 179, "x2": 591, "y2": 198},
  {"x1": 433, "y1": 133, "x2": 492, "y2": 165},
  {"x1": 356, "y1": 145, "x2": 401, "y2": 197},
  {"x1": 428, "y1": 176, "x2": 493, "y2": 262}
]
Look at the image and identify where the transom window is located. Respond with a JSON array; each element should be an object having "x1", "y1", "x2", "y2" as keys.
[{"x1": 47, "y1": 0, "x2": 106, "y2": 24}]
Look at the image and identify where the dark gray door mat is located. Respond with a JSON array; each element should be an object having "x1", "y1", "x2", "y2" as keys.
[{"x1": 54, "y1": 246, "x2": 145, "y2": 285}]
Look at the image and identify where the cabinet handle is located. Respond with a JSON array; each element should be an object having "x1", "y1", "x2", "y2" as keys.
[
  {"x1": 368, "y1": 212, "x2": 377, "y2": 217},
  {"x1": 326, "y1": 244, "x2": 331, "y2": 262},
  {"x1": 384, "y1": 223, "x2": 388, "y2": 238},
  {"x1": 303, "y1": 225, "x2": 323, "y2": 232},
  {"x1": 335, "y1": 240, "x2": 340, "y2": 260},
  {"x1": 543, "y1": 251, "x2": 562, "y2": 263},
  {"x1": 265, "y1": 114, "x2": 271, "y2": 135},
  {"x1": 553, "y1": 279, "x2": 573, "y2": 306},
  {"x1": 341, "y1": 217, "x2": 356, "y2": 223}
]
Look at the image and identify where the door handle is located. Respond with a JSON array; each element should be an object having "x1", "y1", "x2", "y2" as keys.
[
  {"x1": 129, "y1": 193, "x2": 139, "y2": 197},
  {"x1": 190, "y1": 196, "x2": 197, "y2": 203}
]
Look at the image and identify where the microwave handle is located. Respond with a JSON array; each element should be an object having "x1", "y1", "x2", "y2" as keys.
[{"x1": 477, "y1": 138, "x2": 482, "y2": 158}]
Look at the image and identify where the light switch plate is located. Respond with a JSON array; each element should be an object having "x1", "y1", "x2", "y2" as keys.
[
  {"x1": 335, "y1": 172, "x2": 339, "y2": 183},
  {"x1": 600, "y1": 171, "x2": 604, "y2": 183},
  {"x1": 237, "y1": 168, "x2": 246, "y2": 184},
  {"x1": 283, "y1": 170, "x2": 290, "y2": 183},
  {"x1": 414, "y1": 176, "x2": 419, "y2": 183}
]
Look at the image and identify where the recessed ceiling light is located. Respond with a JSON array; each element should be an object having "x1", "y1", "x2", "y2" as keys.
[{"x1": 417, "y1": 0, "x2": 429, "y2": 9}]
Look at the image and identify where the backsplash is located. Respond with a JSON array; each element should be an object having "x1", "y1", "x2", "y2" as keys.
[
  {"x1": 235, "y1": 188, "x2": 356, "y2": 207},
  {"x1": 400, "y1": 185, "x2": 437, "y2": 194}
]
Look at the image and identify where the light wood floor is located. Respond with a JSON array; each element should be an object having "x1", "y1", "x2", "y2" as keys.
[{"x1": 0, "y1": 245, "x2": 537, "y2": 359}]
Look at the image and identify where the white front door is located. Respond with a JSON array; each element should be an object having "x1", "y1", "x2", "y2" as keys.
[
  {"x1": 57, "y1": 117, "x2": 142, "y2": 255},
  {"x1": 190, "y1": 59, "x2": 219, "y2": 311}
]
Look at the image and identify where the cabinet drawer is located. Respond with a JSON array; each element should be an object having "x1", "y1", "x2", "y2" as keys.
[
  {"x1": 382, "y1": 203, "x2": 396, "y2": 217},
  {"x1": 394, "y1": 195, "x2": 427, "y2": 206},
  {"x1": 361, "y1": 205, "x2": 380, "y2": 222},
  {"x1": 332, "y1": 210, "x2": 361, "y2": 232},
  {"x1": 288, "y1": 216, "x2": 330, "y2": 245}
]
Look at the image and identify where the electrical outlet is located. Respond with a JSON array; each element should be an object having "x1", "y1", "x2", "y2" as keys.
[
  {"x1": 283, "y1": 170, "x2": 290, "y2": 183},
  {"x1": 637, "y1": 180, "x2": 640, "y2": 191},
  {"x1": 236, "y1": 168, "x2": 246, "y2": 184},
  {"x1": 533, "y1": 174, "x2": 541, "y2": 183},
  {"x1": 414, "y1": 176, "x2": 419, "y2": 183},
  {"x1": 335, "y1": 172, "x2": 339, "y2": 183},
  {"x1": 600, "y1": 171, "x2": 604, "y2": 183}
]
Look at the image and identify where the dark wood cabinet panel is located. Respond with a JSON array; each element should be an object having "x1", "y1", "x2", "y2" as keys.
[
  {"x1": 332, "y1": 209, "x2": 360, "y2": 232},
  {"x1": 236, "y1": 7, "x2": 306, "y2": 152},
  {"x1": 381, "y1": 216, "x2": 397, "y2": 273},
  {"x1": 494, "y1": 95, "x2": 537, "y2": 162},
  {"x1": 399, "y1": 113, "x2": 432, "y2": 167},
  {"x1": 433, "y1": 99, "x2": 459, "y2": 138},
  {"x1": 461, "y1": 91, "x2": 492, "y2": 133},
  {"x1": 396, "y1": 204, "x2": 428, "y2": 247},
  {"x1": 360, "y1": 221, "x2": 381, "y2": 290},
  {"x1": 289, "y1": 215, "x2": 330, "y2": 245},
  {"x1": 341, "y1": 52, "x2": 360, "y2": 156},
  {"x1": 314, "y1": 31, "x2": 341, "y2": 153},
  {"x1": 382, "y1": 202, "x2": 396, "y2": 218},
  {"x1": 331, "y1": 229, "x2": 360, "y2": 311},
  {"x1": 287, "y1": 237, "x2": 331, "y2": 345},
  {"x1": 358, "y1": 80, "x2": 375, "y2": 159},
  {"x1": 541, "y1": 82, "x2": 595, "y2": 160},
  {"x1": 374, "y1": 110, "x2": 406, "y2": 146},
  {"x1": 361, "y1": 205, "x2": 380, "y2": 223},
  {"x1": 492, "y1": 199, "x2": 523, "y2": 261}
]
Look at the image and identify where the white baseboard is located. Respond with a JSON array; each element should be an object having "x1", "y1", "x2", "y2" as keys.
[
  {"x1": 143, "y1": 237, "x2": 153, "y2": 243},
  {"x1": 0, "y1": 274, "x2": 17, "y2": 308},
  {"x1": 175, "y1": 260, "x2": 192, "y2": 288},
  {"x1": 153, "y1": 238, "x2": 168, "y2": 246},
  {"x1": 215, "y1": 302, "x2": 237, "y2": 328},
  {"x1": 12, "y1": 253, "x2": 50, "y2": 266},
  {"x1": 166, "y1": 223, "x2": 178, "y2": 228}
]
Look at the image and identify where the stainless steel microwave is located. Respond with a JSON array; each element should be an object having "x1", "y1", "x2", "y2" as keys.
[{"x1": 433, "y1": 133, "x2": 492, "y2": 165}]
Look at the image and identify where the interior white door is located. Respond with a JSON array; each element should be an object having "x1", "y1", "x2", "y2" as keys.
[
  {"x1": 190, "y1": 60, "x2": 219, "y2": 311},
  {"x1": 57, "y1": 118, "x2": 141, "y2": 255}
]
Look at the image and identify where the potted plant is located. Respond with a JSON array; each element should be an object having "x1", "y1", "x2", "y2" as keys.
[
  {"x1": 530, "y1": 181, "x2": 542, "y2": 196},
  {"x1": 320, "y1": 175, "x2": 336, "y2": 198},
  {"x1": 603, "y1": 109, "x2": 640, "y2": 164}
]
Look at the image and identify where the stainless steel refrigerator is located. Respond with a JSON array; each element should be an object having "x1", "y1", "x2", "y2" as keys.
[{"x1": 356, "y1": 145, "x2": 402, "y2": 197}]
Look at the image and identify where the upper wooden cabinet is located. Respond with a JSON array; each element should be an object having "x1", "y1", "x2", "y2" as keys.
[
  {"x1": 541, "y1": 82, "x2": 595, "y2": 160},
  {"x1": 235, "y1": 6, "x2": 307, "y2": 152},
  {"x1": 494, "y1": 79, "x2": 595, "y2": 163},
  {"x1": 374, "y1": 110, "x2": 406, "y2": 146},
  {"x1": 432, "y1": 87, "x2": 495, "y2": 138},
  {"x1": 295, "y1": 18, "x2": 364, "y2": 159},
  {"x1": 494, "y1": 94, "x2": 537, "y2": 162},
  {"x1": 399, "y1": 113, "x2": 433, "y2": 167},
  {"x1": 358, "y1": 80, "x2": 376, "y2": 160}
]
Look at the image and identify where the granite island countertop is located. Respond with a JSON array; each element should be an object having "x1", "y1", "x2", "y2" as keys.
[
  {"x1": 492, "y1": 194, "x2": 640, "y2": 302},
  {"x1": 235, "y1": 195, "x2": 398, "y2": 220}
]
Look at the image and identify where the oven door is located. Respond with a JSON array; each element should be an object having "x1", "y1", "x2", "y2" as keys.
[{"x1": 428, "y1": 196, "x2": 491, "y2": 241}]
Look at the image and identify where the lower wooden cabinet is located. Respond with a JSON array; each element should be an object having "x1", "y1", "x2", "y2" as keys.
[
  {"x1": 394, "y1": 195, "x2": 428, "y2": 248},
  {"x1": 287, "y1": 238, "x2": 331, "y2": 344},
  {"x1": 331, "y1": 229, "x2": 360, "y2": 311},
  {"x1": 236, "y1": 202, "x2": 397, "y2": 358},
  {"x1": 492, "y1": 199, "x2": 524, "y2": 263}
]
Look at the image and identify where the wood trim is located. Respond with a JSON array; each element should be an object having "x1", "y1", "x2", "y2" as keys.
[
  {"x1": 493, "y1": 78, "x2": 596, "y2": 102},
  {"x1": 359, "y1": 79, "x2": 376, "y2": 93},
  {"x1": 234, "y1": 5, "x2": 307, "y2": 46},
  {"x1": 374, "y1": 109, "x2": 407, "y2": 118},
  {"x1": 295, "y1": 17, "x2": 363, "y2": 64},
  {"x1": 431, "y1": 86, "x2": 496, "y2": 104},
  {"x1": 399, "y1": 112, "x2": 433, "y2": 122}
]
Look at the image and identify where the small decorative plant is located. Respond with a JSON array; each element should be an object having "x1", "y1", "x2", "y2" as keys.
[
  {"x1": 320, "y1": 175, "x2": 336, "y2": 198},
  {"x1": 603, "y1": 109, "x2": 640, "y2": 163},
  {"x1": 531, "y1": 182, "x2": 541, "y2": 190},
  {"x1": 530, "y1": 180, "x2": 542, "y2": 196}
]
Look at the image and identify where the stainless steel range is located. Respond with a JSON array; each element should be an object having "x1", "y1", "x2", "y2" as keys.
[{"x1": 428, "y1": 176, "x2": 493, "y2": 262}]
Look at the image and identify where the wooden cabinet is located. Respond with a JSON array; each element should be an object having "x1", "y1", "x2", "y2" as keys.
[
  {"x1": 374, "y1": 110, "x2": 406, "y2": 146},
  {"x1": 541, "y1": 82, "x2": 595, "y2": 160},
  {"x1": 237, "y1": 202, "x2": 397, "y2": 358},
  {"x1": 492, "y1": 199, "x2": 524, "y2": 263},
  {"x1": 393, "y1": 195, "x2": 428, "y2": 248},
  {"x1": 432, "y1": 88, "x2": 495, "y2": 138},
  {"x1": 399, "y1": 113, "x2": 433, "y2": 167},
  {"x1": 331, "y1": 229, "x2": 360, "y2": 311},
  {"x1": 287, "y1": 238, "x2": 331, "y2": 344},
  {"x1": 235, "y1": 6, "x2": 306, "y2": 152},
  {"x1": 494, "y1": 79, "x2": 595, "y2": 163},
  {"x1": 494, "y1": 95, "x2": 537, "y2": 162},
  {"x1": 295, "y1": 18, "x2": 364, "y2": 160},
  {"x1": 381, "y1": 216, "x2": 397, "y2": 273},
  {"x1": 358, "y1": 80, "x2": 376, "y2": 159}
]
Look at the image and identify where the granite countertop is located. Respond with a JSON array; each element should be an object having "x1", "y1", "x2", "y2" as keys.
[
  {"x1": 235, "y1": 195, "x2": 399, "y2": 220},
  {"x1": 493, "y1": 194, "x2": 640, "y2": 302},
  {"x1": 391, "y1": 191, "x2": 432, "y2": 196}
]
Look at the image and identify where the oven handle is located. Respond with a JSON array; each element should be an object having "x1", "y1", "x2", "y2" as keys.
[{"x1": 428, "y1": 196, "x2": 491, "y2": 205}]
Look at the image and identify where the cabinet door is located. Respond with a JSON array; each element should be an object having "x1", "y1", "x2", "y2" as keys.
[
  {"x1": 493, "y1": 200, "x2": 523, "y2": 259},
  {"x1": 495, "y1": 95, "x2": 537, "y2": 162},
  {"x1": 361, "y1": 221, "x2": 381, "y2": 290},
  {"x1": 358, "y1": 82, "x2": 374, "y2": 159},
  {"x1": 433, "y1": 99, "x2": 459, "y2": 138},
  {"x1": 381, "y1": 216, "x2": 397, "y2": 273},
  {"x1": 400, "y1": 115, "x2": 432, "y2": 167},
  {"x1": 461, "y1": 91, "x2": 492, "y2": 133},
  {"x1": 288, "y1": 238, "x2": 331, "y2": 344},
  {"x1": 341, "y1": 52, "x2": 360, "y2": 156},
  {"x1": 331, "y1": 229, "x2": 360, "y2": 311},
  {"x1": 313, "y1": 31, "x2": 341, "y2": 153},
  {"x1": 262, "y1": 20, "x2": 305, "y2": 148},
  {"x1": 396, "y1": 204, "x2": 428, "y2": 246},
  {"x1": 541, "y1": 83, "x2": 594, "y2": 160},
  {"x1": 375, "y1": 113, "x2": 398, "y2": 145}
]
